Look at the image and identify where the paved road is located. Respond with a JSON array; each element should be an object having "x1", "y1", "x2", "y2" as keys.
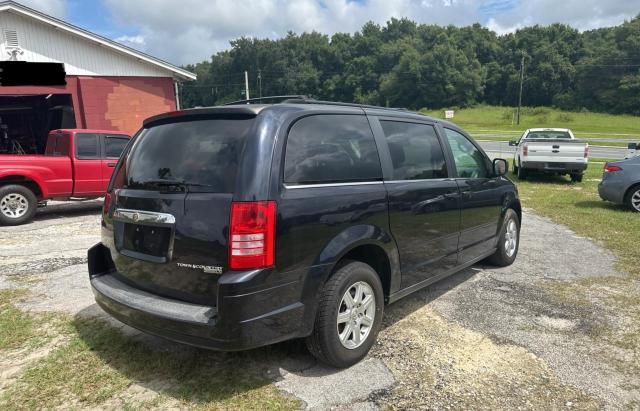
[{"x1": 478, "y1": 139, "x2": 627, "y2": 160}]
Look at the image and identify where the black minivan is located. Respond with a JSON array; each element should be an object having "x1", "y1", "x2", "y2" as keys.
[{"x1": 88, "y1": 97, "x2": 521, "y2": 368}]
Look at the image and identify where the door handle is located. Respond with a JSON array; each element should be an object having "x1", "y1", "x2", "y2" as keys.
[{"x1": 107, "y1": 163, "x2": 116, "y2": 167}]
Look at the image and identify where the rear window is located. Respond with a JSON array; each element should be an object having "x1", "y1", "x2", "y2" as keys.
[
  {"x1": 45, "y1": 133, "x2": 70, "y2": 156},
  {"x1": 284, "y1": 115, "x2": 382, "y2": 185},
  {"x1": 526, "y1": 131, "x2": 571, "y2": 139},
  {"x1": 125, "y1": 118, "x2": 254, "y2": 192}
]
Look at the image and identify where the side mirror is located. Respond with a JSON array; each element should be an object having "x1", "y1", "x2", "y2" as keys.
[
  {"x1": 508, "y1": 140, "x2": 517, "y2": 146},
  {"x1": 493, "y1": 158, "x2": 508, "y2": 177}
]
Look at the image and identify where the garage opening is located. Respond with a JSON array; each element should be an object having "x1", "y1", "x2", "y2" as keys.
[{"x1": 0, "y1": 94, "x2": 76, "y2": 154}]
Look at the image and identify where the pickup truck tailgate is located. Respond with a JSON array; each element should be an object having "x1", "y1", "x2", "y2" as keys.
[{"x1": 525, "y1": 139, "x2": 587, "y2": 162}]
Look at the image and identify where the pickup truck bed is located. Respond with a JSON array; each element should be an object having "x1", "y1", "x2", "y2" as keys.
[{"x1": 0, "y1": 129, "x2": 129, "y2": 225}]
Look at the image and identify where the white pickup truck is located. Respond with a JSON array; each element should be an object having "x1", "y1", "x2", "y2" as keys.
[{"x1": 510, "y1": 128, "x2": 589, "y2": 182}]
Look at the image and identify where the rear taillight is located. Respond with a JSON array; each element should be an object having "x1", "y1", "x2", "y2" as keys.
[
  {"x1": 604, "y1": 164, "x2": 622, "y2": 173},
  {"x1": 584, "y1": 144, "x2": 589, "y2": 158},
  {"x1": 229, "y1": 201, "x2": 276, "y2": 270},
  {"x1": 523, "y1": 144, "x2": 528, "y2": 156},
  {"x1": 103, "y1": 192, "x2": 111, "y2": 215}
]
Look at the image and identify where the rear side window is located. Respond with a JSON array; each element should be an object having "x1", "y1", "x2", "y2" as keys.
[
  {"x1": 75, "y1": 133, "x2": 99, "y2": 158},
  {"x1": 284, "y1": 115, "x2": 382, "y2": 185},
  {"x1": 380, "y1": 121, "x2": 448, "y2": 180},
  {"x1": 125, "y1": 118, "x2": 254, "y2": 193},
  {"x1": 105, "y1": 135, "x2": 129, "y2": 158}
]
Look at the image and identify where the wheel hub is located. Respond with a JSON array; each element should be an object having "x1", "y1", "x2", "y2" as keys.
[
  {"x1": 336, "y1": 281, "x2": 376, "y2": 350},
  {"x1": 0, "y1": 193, "x2": 29, "y2": 219}
]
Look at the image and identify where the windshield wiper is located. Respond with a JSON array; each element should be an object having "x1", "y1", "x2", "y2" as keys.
[{"x1": 136, "y1": 179, "x2": 214, "y2": 191}]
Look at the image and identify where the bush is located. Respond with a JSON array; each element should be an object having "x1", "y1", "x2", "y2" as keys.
[
  {"x1": 555, "y1": 113, "x2": 574, "y2": 122},
  {"x1": 522, "y1": 107, "x2": 551, "y2": 116},
  {"x1": 500, "y1": 109, "x2": 514, "y2": 121}
]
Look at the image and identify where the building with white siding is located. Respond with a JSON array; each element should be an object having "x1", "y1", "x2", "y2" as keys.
[{"x1": 0, "y1": 0, "x2": 196, "y2": 153}]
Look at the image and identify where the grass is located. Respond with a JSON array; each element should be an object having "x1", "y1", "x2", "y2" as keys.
[
  {"x1": 509, "y1": 164, "x2": 640, "y2": 374},
  {"x1": 0, "y1": 316, "x2": 300, "y2": 410},
  {"x1": 0, "y1": 289, "x2": 35, "y2": 350},
  {"x1": 512, "y1": 164, "x2": 638, "y2": 277},
  {"x1": 0, "y1": 289, "x2": 68, "y2": 351},
  {"x1": 422, "y1": 105, "x2": 640, "y2": 139}
]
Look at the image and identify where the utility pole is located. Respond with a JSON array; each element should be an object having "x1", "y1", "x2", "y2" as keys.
[
  {"x1": 258, "y1": 69, "x2": 263, "y2": 98},
  {"x1": 517, "y1": 55, "x2": 525, "y2": 125},
  {"x1": 244, "y1": 71, "x2": 250, "y2": 100}
]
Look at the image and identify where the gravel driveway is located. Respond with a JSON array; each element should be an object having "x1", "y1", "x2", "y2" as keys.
[{"x1": 0, "y1": 202, "x2": 637, "y2": 409}]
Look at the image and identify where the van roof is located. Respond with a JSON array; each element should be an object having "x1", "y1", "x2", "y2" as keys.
[{"x1": 143, "y1": 99, "x2": 441, "y2": 128}]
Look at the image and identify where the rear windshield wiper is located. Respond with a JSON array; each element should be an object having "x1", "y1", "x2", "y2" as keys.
[{"x1": 135, "y1": 179, "x2": 214, "y2": 191}]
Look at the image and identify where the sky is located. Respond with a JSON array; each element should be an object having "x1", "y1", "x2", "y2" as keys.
[{"x1": 17, "y1": 0, "x2": 640, "y2": 66}]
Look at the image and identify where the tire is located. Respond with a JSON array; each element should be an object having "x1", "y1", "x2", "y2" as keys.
[
  {"x1": 570, "y1": 173, "x2": 583, "y2": 183},
  {"x1": 306, "y1": 260, "x2": 384, "y2": 368},
  {"x1": 486, "y1": 209, "x2": 520, "y2": 267},
  {"x1": 516, "y1": 160, "x2": 527, "y2": 180},
  {"x1": 512, "y1": 160, "x2": 519, "y2": 175},
  {"x1": 625, "y1": 185, "x2": 640, "y2": 212},
  {"x1": 0, "y1": 185, "x2": 38, "y2": 226}
]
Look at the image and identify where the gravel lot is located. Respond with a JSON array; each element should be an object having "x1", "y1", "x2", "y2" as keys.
[{"x1": 0, "y1": 201, "x2": 637, "y2": 409}]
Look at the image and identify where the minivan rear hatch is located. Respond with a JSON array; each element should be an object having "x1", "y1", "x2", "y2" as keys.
[{"x1": 106, "y1": 112, "x2": 257, "y2": 305}]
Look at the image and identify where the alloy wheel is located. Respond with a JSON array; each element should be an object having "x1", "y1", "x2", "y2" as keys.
[
  {"x1": 336, "y1": 281, "x2": 376, "y2": 349},
  {"x1": 631, "y1": 189, "x2": 640, "y2": 212},
  {"x1": 504, "y1": 218, "x2": 518, "y2": 257}
]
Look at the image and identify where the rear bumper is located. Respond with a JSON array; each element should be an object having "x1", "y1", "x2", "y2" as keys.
[
  {"x1": 521, "y1": 161, "x2": 587, "y2": 173},
  {"x1": 88, "y1": 244, "x2": 307, "y2": 351},
  {"x1": 598, "y1": 180, "x2": 625, "y2": 204}
]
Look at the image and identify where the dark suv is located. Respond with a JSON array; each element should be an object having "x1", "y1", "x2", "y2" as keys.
[{"x1": 88, "y1": 97, "x2": 521, "y2": 368}]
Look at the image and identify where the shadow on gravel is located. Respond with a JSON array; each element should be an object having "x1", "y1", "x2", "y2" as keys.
[
  {"x1": 33, "y1": 200, "x2": 103, "y2": 222},
  {"x1": 381, "y1": 266, "x2": 480, "y2": 326}
]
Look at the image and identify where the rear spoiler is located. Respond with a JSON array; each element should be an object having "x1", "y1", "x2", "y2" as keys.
[{"x1": 143, "y1": 106, "x2": 262, "y2": 128}]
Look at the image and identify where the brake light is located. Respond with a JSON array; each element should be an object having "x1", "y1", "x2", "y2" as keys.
[
  {"x1": 604, "y1": 165, "x2": 622, "y2": 172},
  {"x1": 229, "y1": 201, "x2": 276, "y2": 270},
  {"x1": 103, "y1": 192, "x2": 111, "y2": 215},
  {"x1": 584, "y1": 144, "x2": 589, "y2": 158},
  {"x1": 523, "y1": 144, "x2": 528, "y2": 156}
]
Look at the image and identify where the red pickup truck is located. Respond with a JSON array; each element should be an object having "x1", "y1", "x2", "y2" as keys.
[{"x1": 0, "y1": 129, "x2": 130, "y2": 225}]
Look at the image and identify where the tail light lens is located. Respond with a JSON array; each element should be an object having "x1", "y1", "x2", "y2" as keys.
[
  {"x1": 584, "y1": 144, "x2": 589, "y2": 158},
  {"x1": 604, "y1": 164, "x2": 622, "y2": 172},
  {"x1": 103, "y1": 192, "x2": 112, "y2": 215},
  {"x1": 229, "y1": 201, "x2": 276, "y2": 270},
  {"x1": 522, "y1": 144, "x2": 528, "y2": 156}
]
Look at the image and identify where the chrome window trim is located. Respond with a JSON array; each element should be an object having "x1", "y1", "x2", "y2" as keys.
[
  {"x1": 113, "y1": 208, "x2": 176, "y2": 225},
  {"x1": 284, "y1": 181, "x2": 384, "y2": 189},
  {"x1": 383, "y1": 178, "x2": 454, "y2": 184}
]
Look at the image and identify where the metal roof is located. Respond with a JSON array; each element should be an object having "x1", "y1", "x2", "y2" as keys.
[{"x1": 0, "y1": 1, "x2": 196, "y2": 81}]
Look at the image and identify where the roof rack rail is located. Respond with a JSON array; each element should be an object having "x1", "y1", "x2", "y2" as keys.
[
  {"x1": 224, "y1": 95, "x2": 310, "y2": 105},
  {"x1": 224, "y1": 95, "x2": 422, "y2": 115}
]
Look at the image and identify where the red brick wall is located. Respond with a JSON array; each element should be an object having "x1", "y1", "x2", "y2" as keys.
[
  {"x1": 0, "y1": 76, "x2": 177, "y2": 135},
  {"x1": 76, "y1": 76, "x2": 176, "y2": 134}
]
